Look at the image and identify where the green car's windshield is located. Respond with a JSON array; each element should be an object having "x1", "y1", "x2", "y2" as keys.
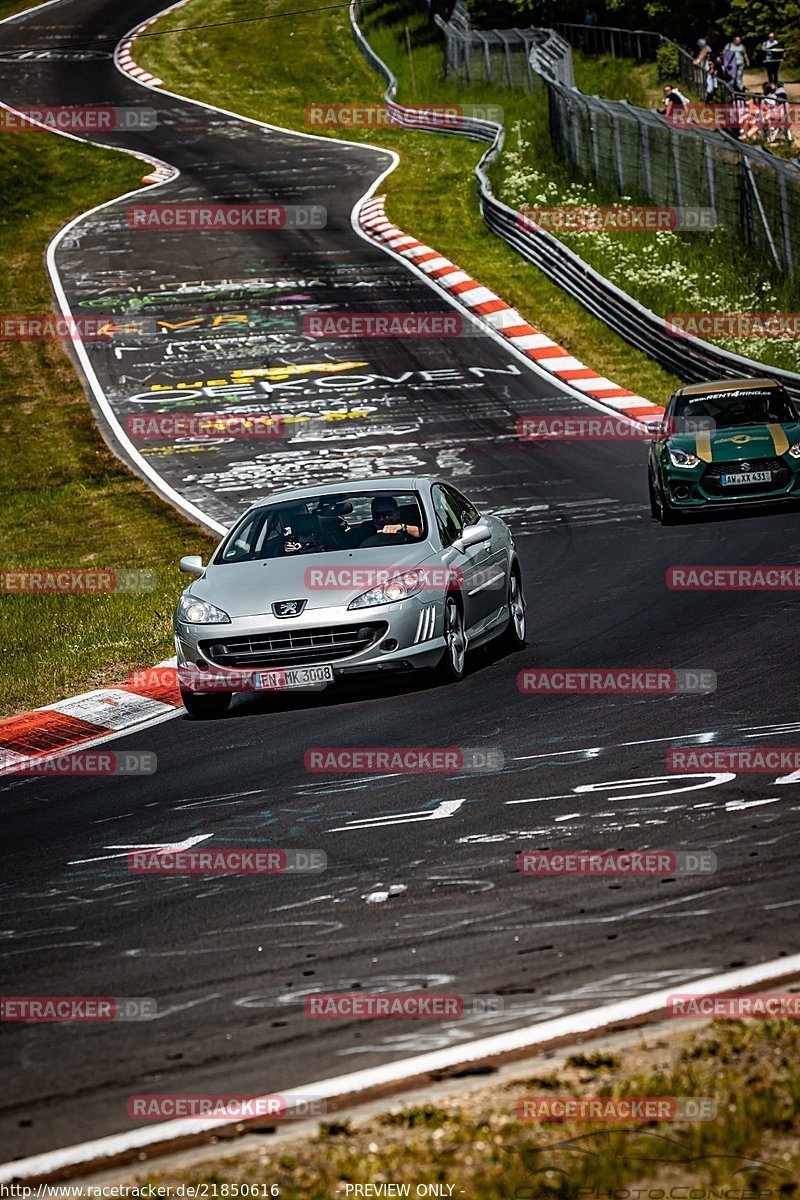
[
  {"x1": 214, "y1": 491, "x2": 427, "y2": 564},
  {"x1": 671, "y1": 386, "x2": 797, "y2": 431}
]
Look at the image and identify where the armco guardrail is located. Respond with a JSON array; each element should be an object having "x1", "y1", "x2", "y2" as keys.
[{"x1": 349, "y1": 0, "x2": 800, "y2": 403}]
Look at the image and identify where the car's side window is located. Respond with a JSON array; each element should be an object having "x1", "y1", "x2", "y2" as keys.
[
  {"x1": 431, "y1": 485, "x2": 463, "y2": 548},
  {"x1": 446, "y1": 486, "x2": 480, "y2": 527}
]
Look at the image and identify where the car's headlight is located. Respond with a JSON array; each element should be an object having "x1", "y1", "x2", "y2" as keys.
[
  {"x1": 177, "y1": 595, "x2": 231, "y2": 624},
  {"x1": 789, "y1": 441, "x2": 800, "y2": 460},
  {"x1": 668, "y1": 443, "x2": 700, "y2": 469},
  {"x1": 348, "y1": 571, "x2": 425, "y2": 609}
]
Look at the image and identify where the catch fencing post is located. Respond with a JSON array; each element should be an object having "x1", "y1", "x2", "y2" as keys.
[
  {"x1": 670, "y1": 128, "x2": 683, "y2": 208},
  {"x1": 743, "y1": 158, "x2": 782, "y2": 270},
  {"x1": 778, "y1": 175, "x2": 793, "y2": 274},
  {"x1": 641, "y1": 122, "x2": 652, "y2": 199},
  {"x1": 704, "y1": 140, "x2": 716, "y2": 224}
]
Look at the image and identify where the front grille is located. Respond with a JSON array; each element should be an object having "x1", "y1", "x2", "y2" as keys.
[
  {"x1": 702, "y1": 457, "x2": 791, "y2": 497},
  {"x1": 200, "y1": 622, "x2": 389, "y2": 668}
]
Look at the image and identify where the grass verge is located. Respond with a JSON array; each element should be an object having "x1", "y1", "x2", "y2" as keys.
[
  {"x1": 110, "y1": 1019, "x2": 799, "y2": 1196},
  {"x1": 137, "y1": 0, "x2": 682, "y2": 406},
  {"x1": 0, "y1": 119, "x2": 214, "y2": 718}
]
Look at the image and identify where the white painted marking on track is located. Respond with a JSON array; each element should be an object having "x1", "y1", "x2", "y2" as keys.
[
  {"x1": 724, "y1": 797, "x2": 782, "y2": 811},
  {"x1": 329, "y1": 798, "x2": 466, "y2": 831},
  {"x1": 69, "y1": 834, "x2": 212, "y2": 865}
]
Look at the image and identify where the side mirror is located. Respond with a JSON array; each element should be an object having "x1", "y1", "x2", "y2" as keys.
[
  {"x1": 179, "y1": 555, "x2": 205, "y2": 577},
  {"x1": 454, "y1": 522, "x2": 492, "y2": 553}
]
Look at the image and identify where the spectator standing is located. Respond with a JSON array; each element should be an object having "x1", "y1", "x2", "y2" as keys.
[
  {"x1": 722, "y1": 36, "x2": 749, "y2": 89},
  {"x1": 760, "y1": 31, "x2": 783, "y2": 86},
  {"x1": 704, "y1": 59, "x2": 719, "y2": 100},
  {"x1": 693, "y1": 37, "x2": 711, "y2": 65}
]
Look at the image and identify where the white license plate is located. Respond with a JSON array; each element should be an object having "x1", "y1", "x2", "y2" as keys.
[
  {"x1": 720, "y1": 470, "x2": 771, "y2": 486},
  {"x1": 253, "y1": 664, "x2": 334, "y2": 690}
]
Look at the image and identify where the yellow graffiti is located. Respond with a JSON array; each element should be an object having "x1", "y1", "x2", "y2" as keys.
[
  {"x1": 148, "y1": 361, "x2": 367, "y2": 391},
  {"x1": 231, "y1": 361, "x2": 367, "y2": 382}
]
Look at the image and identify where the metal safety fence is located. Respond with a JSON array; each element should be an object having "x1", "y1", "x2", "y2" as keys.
[
  {"x1": 552, "y1": 21, "x2": 734, "y2": 101},
  {"x1": 436, "y1": 1, "x2": 799, "y2": 275},
  {"x1": 547, "y1": 88, "x2": 799, "y2": 274},
  {"x1": 349, "y1": 0, "x2": 800, "y2": 398},
  {"x1": 435, "y1": 1, "x2": 574, "y2": 89}
]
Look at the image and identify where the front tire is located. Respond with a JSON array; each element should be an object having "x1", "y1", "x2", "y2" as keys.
[
  {"x1": 652, "y1": 470, "x2": 678, "y2": 525},
  {"x1": 433, "y1": 593, "x2": 467, "y2": 682},
  {"x1": 180, "y1": 688, "x2": 232, "y2": 719},
  {"x1": 648, "y1": 472, "x2": 660, "y2": 519}
]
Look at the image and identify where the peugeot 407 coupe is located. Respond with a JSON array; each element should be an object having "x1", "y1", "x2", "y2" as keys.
[
  {"x1": 648, "y1": 376, "x2": 800, "y2": 525},
  {"x1": 174, "y1": 476, "x2": 527, "y2": 717}
]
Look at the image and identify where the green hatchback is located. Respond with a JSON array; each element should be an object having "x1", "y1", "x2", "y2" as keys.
[{"x1": 648, "y1": 377, "x2": 800, "y2": 525}]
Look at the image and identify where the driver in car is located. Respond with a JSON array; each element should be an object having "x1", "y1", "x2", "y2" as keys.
[{"x1": 358, "y1": 496, "x2": 421, "y2": 545}]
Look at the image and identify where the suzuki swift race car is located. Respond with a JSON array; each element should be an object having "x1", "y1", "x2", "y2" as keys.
[
  {"x1": 648, "y1": 377, "x2": 800, "y2": 524},
  {"x1": 174, "y1": 477, "x2": 527, "y2": 717}
]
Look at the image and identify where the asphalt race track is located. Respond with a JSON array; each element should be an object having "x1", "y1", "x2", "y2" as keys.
[{"x1": 0, "y1": 0, "x2": 799, "y2": 1164}]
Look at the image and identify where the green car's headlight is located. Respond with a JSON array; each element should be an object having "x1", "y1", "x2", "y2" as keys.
[
  {"x1": 668, "y1": 443, "x2": 700, "y2": 469},
  {"x1": 177, "y1": 595, "x2": 231, "y2": 624},
  {"x1": 789, "y1": 441, "x2": 800, "y2": 460}
]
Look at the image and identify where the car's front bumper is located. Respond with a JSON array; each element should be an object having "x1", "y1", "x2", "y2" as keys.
[
  {"x1": 174, "y1": 594, "x2": 446, "y2": 691},
  {"x1": 660, "y1": 458, "x2": 800, "y2": 508}
]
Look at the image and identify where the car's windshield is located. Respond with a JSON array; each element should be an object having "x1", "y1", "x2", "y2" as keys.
[
  {"x1": 671, "y1": 386, "x2": 797, "y2": 431},
  {"x1": 214, "y1": 491, "x2": 427, "y2": 564}
]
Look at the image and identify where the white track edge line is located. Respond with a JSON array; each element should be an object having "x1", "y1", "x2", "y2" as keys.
[{"x1": 2, "y1": 956, "x2": 798, "y2": 1181}]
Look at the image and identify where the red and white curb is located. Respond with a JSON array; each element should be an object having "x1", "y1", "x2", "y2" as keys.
[
  {"x1": 115, "y1": 0, "x2": 194, "y2": 92},
  {"x1": 359, "y1": 196, "x2": 666, "y2": 426},
  {"x1": 0, "y1": 660, "x2": 182, "y2": 775},
  {"x1": 116, "y1": 30, "x2": 163, "y2": 88}
]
